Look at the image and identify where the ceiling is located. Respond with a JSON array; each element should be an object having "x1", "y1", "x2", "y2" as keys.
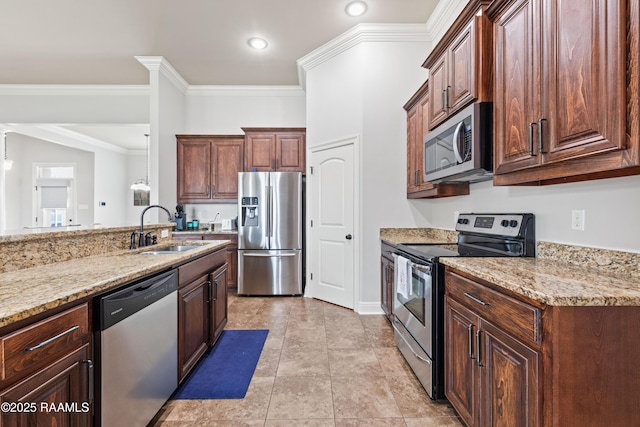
[
  {"x1": 2, "y1": 0, "x2": 439, "y2": 86},
  {"x1": 2, "y1": 0, "x2": 439, "y2": 151}
]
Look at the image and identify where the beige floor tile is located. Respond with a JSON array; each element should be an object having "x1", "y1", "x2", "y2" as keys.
[
  {"x1": 283, "y1": 326, "x2": 327, "y2": 349},
  {"x1": 364, "y1": 326, "x2": 396, "y2": 347},
  {"x1": 194, "y1": 420, "x2": 266, "y2": 427},
  {"x1": 266, "y1": 376, "x2": 334, "y2": 420},
  {"x1": 253, "y1": 347, "x2": 282, "y2": 377},
  {"x1": 404, "y1": 417, "x2": 464, "y2": 426},
  {"x1": 331, "y1": 376, "x2": 402, "y2": 419},
  {"x1": 373, "y1": 347, "x2": 413, "y2": 378},
  {"x1": 156, "y1": 400, "x2": 202, "y2": 422},
  {"x1": 265, "y1": 419, "x2": 335, "y2": 427},
  {"x1": 277, "y1": 347, "x2": 330, "y2": 376},
  {"x1": 198, "y1": 377, "x2": 274, "y2": 420},
  {"x1": 326, "y1": 327, "x2": 371, "y2": 349},
  {"x1": 334, "y1": 419, "x2": 406, "y2": 427},
  {"x1": 328, "y1": 348, "x2": 383, "y2": 377},
  {"x1": 387, "y1": 375, "x2": 457, "y2": 418}
]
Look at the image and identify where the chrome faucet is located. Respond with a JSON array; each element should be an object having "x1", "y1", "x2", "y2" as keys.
[{"x1": 134, "y1": 204, "x2": 174, "y2": 248}]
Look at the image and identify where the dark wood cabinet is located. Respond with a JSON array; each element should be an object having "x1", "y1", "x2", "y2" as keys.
[
  {"x1": 177, "y1": 249, "x2": 228, "y2": 382},
  {"x1": 176, "y1": 135, "x2": 244, "y2": 203},
  {"x1": 0, "y1": 303, "x2": 92, "y2": 427},
  {"x1": 445, "y1": 267, "x2": 640, "y2": 426},
  {"x1": 209, "y1": 263, "x2": 228, "y2": 345},
  {"x1": 177, "y1": 233, "x2": 238, "y2": 290},
  {"x1": 380, "y1": 242, "x2": 395, "y2": 321},
  {"x1": 178, "y1": 274, "x2": 210, "y2": 382},
  {"x1": 489, "y1": 0, "x2": 640, "y2": 185},
  {"x1": 243, "y1": 128, "x2": 306, "y2": 173},
  {"x1": 404, "y1": 81, "x2": 470, "y2": 199},
  {"x1": 445, "y1": 270, "x2": 541, "y2": 427},
  {"x1": 0, "y1": 345, "x2": 92, "y2": 427},
  {"x1": 423, "y1": 0, "x2": 493, "y2": 131}
]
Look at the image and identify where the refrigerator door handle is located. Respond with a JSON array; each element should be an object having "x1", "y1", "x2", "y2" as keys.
[
  {"x1": 268, "y1": 185, "x2": 274, "y2": 238},
  {"x1": 243, "y1": 253, "x2": 296, "y2": 257}
]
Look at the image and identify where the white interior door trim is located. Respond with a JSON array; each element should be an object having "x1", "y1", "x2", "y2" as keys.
[{"x1": 306, "y1": 135, "x2": 361, "y2": 311}]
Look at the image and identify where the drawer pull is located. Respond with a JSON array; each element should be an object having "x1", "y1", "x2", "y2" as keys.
[
  {"x1": 25, "y1": 325, "x2": 80, "y2": 351},
  {"x1": 464, "y1": 292, "x2": 489, "y2": 306}
]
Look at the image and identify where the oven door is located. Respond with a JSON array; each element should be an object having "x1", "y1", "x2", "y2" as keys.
[{"x1": 393, "y1": 255, "x2": 433, "y2": 357}]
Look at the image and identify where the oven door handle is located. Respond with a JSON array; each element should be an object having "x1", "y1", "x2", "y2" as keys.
[{"x1": 392, "y1": 316, "x2": 432, "y2": 365}]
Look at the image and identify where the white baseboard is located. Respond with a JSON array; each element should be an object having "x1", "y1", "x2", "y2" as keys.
[{"x1": 356, "y1": 302, "x2": 385, "y2": 315}]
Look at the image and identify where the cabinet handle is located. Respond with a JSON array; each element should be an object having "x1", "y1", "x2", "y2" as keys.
[
  {"x1": 463, "y1": 292, "x2": 489, "y2": 306},
  {"x1": 441, "y1": 90, "x2": 446, "y2": 112},
  {"x1": 476, "y1": 330, "x2": 484, "y2": 366},
  {"x1": 25, "y1": 325, "x2": 80, "y2": 351},
  {"x1": 468, "y1": 324, "x2": 475, "y2": 360},
  {"x1": 211, "y1": 184, "x2": 215, "y2": 195},
  {"x1": 206, "y1": 280, "x2": 212, "y2": 303},
  {"x1": 528, "y1": 122, "x2": 537, "y2": 156},
  {"x1": 538, "y1": 118, "x2": 547, "y2": 154},
  {"x1": 445, "y1": 86, "x2": 450, "y2": 109},
  {"x1": 83, "y1": 359, "x2": 94, "y2": 404},
  {"x1": 272, "y1": 159, "x2": 275, "y2": 169},
  {"x1": 414, "y1": 170, "x2": 418, "y2": 185},
  {"x1": 207, "y1": 185, "x2": 211, "y2": 195}
]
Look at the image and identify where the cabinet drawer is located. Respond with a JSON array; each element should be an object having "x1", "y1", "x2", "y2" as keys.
[
  {"x1": 0, "y1": 303, "x2": 90, "y2": 383},
  {"x1": 445, "y1": 271, "x2": 542, "y2": 345},
  {"x1": 178, "y1": 250, "x2": 226, "y2": 286}
]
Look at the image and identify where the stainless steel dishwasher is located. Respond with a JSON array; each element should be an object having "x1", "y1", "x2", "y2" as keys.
[{"x1": 94, "y1": 269, "x2": 178, "y2": 427}]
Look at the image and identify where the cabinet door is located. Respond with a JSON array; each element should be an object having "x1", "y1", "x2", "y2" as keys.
[
  {"x1": 542, "y1": 0, "x2": 626, "y2": 164},
  {"x1": 212, "y1": 138, "x2": 244, "y2": 200},
  {"x1": 0, "y1": 345, "x2": 91, "y2": 427},
  {"x1": 480, "y1": 320, "x2": 540, "y2": 427},
  {"x1": 493, "y1": 0, "x2": 542, "y2": 175},
  {"x1": 178, "y1": 275, "x2": 210, "y2": 382},
  {"x1": 276, "y1": 133, "x2": 305, "y2": 172},
  {"x1": 245, "y1": 134, "x2": 276, "y2": 171},
  {"x1": 209, "y1": 263, "x2": 228, "y2": 345},
  {"x1": 406, "y1": 104, "x2": 420, "y2": 193},
  {"x1": 448, "y1": 19, "x2": 476, "y2": 114},
  {"x1": 428, "y1": 53, "x2": 449, "y2": 129},
  {"x1": 177, "y1": 138, "x2": 212, "y2": 202},
  {"x1": 445, "y1": 297, "x2": 479, "y2": 427}
]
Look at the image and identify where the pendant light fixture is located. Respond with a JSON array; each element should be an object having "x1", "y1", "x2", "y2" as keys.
[
  {"x1": 130, "y1": 133, "x2": 151, "y2": 191},
  {"x1": 3, "y1": 131, "x2": 12, "y2": 171}
]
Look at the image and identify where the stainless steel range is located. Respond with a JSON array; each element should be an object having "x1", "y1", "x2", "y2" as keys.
[{"x1": 392, "y1": 213, "x2": 535, "y2": 400}]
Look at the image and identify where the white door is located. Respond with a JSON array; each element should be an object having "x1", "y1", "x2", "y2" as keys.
[{"x1": 308, "y1": 141, "x2": 355, "y2": 308}]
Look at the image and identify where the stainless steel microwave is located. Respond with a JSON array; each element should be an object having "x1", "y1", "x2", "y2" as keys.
[{"x1": 423, "y1": 102, "x2": 493, "y2": 183}]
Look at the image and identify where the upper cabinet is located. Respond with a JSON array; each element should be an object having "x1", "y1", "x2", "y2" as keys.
[
  {"x1": 489, "y1": 0, "x2": 640, "y2": 185},
  {"x1": 177, "y1": 135, "x2": 244, "y2": 203},
  {"x1": 404, "y1": 81, "x2": 470, "y2": 198},
  {"x1": 423, "y1": 0, "x2": 494, "y2": 131},
  {"x1": 243, "y1": 128, "x2": 306, "y2": 173}
]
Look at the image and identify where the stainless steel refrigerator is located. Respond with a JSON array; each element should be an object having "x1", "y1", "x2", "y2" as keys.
[{"x1": 238, "y1": 172, "x2": 303, "y2": 295}]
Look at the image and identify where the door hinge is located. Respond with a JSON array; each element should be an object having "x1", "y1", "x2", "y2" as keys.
[
  {"x1": 310, "y1": 166, "x2": 314, "y2": 175},
  {"x1": 310, "y1": 220, "x2": 313, "y2": 227},
  {"x1": 310, "y1": 273, "x2": 313, "y2": 280}
]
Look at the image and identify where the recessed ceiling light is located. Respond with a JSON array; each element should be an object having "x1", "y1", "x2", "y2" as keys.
[
  {"x1": 345, "y1": 1, "x2": 368, "y2": 17},
  {"x1": 248, "y1": 37, "x2": 268, "y2": 50}
]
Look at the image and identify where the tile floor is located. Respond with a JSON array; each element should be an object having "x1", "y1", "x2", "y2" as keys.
[{"x1": 153, "y1": 293, "x2": 463, "y2": 426}]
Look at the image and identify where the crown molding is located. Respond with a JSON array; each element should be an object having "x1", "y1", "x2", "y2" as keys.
[
  {"x1": 296, "y1": 23, "x2": 430, "y2": 89},
  {"x1": 135, "y1": 56, "x2": 189, "y2": 95},
  {"x1": 187, "y1": 85, "x2": 305, "y2": 97},
  {"x1": 0, "y1": 85, "x2": 149, "y2": 96},
  {"x1": 425, "y1": 0, "x2": 469, "y2": 47}
]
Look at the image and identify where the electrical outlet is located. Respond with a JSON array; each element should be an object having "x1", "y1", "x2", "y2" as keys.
[
  {"x1": 571, "y1": 210, "x2": 585, "y2": 231},
  {"x1": 161, "y1": 230, "x2": 169, "y2": 238}
]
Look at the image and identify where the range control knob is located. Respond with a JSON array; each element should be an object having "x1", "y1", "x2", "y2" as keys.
[
  {"x1": 509, "y1": 220, "x2": 519, "y2": 228},
  {"x1": 457, "y1": 218, "x2": 469, "y2": 225},
  {"x1": 500, "y1": 219, "x2": 509, "y2": 227}
]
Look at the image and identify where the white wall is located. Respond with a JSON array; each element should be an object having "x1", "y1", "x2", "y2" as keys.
[
  {"x1": 5, "y1": 133, "x2": 94, "y2": 229},
  {"x1": 305, "y1": 28, "x2": 432, "y2": 308}
]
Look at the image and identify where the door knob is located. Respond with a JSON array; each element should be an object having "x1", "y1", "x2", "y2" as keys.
[{"x1": 345, "y1": 234, "x2": 352, "y2": 240}]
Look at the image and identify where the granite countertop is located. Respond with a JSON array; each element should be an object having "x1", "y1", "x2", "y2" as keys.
[
  {"x1": 380, "y1": 227, "x2": 458, "y2": 245},
  {"x1": 0, "y1": 239, "x2": 230, "y2": 329},
  {"x1": 173, "y1": 230, "x2": 237, "y2": 235},
  {"x1": 441, "y1": 257, "x2": 640, "y2": 307}
]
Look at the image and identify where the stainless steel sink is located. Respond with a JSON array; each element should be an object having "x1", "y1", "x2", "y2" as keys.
[{"x1": 140, "y1": 245, "x2": 201, "y2": 255}]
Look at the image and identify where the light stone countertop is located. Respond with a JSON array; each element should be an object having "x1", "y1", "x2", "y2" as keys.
[
  {"x1": 440, "y1": 257, "x2": 640, "y2": 306},
  {"x1": 0, "y1": 239, "x2": 229, "y2": 329}
]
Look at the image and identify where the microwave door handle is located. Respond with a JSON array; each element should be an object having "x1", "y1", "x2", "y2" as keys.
[{"x1": 452, "y1": 121, "x2": 465, "y2": 164}]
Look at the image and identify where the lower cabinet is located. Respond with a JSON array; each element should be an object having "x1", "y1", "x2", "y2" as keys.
[
  {"x1": 0, "y1": 303, "x2": 92, "y2": 427},
  {"x1": 174, "y1": 233, "x2": 239, "y2": 290},
  {"x1": 445, "y1": 268, "x2": 640, "y2": 427},
  {"x1": 177, "y1": 249, "x2": 228, "y2": 383}
]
